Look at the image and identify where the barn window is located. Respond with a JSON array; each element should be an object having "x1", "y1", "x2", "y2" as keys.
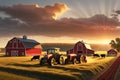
[{"x1": 14, "y1": 39, "x2": 16, "y2": 42}]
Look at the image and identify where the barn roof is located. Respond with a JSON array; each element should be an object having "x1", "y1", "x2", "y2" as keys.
[
  {"x1": 107, "y1": 49, "x2": 117, "y2": 54},
  {"x1": 77, "y1": 41, "x2": 92, "y2": 49},
  {"x1": 108, "y1": 49, "x2": 117, "y2": 52},
  {"x1": 84, "y1": 43, "x2": 91, "y2": 49},
  {"x1": 18, "y1": 38, "x2": 40, "y2": 48}
]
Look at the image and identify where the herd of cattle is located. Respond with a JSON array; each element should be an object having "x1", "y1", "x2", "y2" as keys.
[{"x1": 93, "y1": 54, "x2": 106, "y2": 58}]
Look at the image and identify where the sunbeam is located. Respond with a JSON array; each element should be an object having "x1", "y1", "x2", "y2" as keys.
[{"x1": 0, "y1": 0, "x2": 120, "y2": 46}]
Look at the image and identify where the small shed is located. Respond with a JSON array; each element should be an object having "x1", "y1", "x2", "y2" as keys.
[
  {"x1": 107, "y1": 49, "x2": 117, "y2": 56},
  {"x1": 5, "y1": 35, "x2": 42, "y2": 56},
  {"x1": 67, "y1": 41, "x2": 94, "y2": 55}
]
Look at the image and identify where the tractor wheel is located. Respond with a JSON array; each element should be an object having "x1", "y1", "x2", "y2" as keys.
[
  {"x1": 78, "y1": 56, "x2": 81, "y2": 64},
  {"x1": 85, "y1": 60, "x2": 87, "y2": 63},
  {"x1": 77, "y1": 59, "x2": 81, "y2": 64},
  {"x1": 59, "y1": 57, "x2": 65, "y2": 65},
  {"x1": 65, "y1": 59, "x2": 68, "y2": 64},
  {"x1": 81, "y1": 55, "x2": 87, "y2": 63},
  {"x1": 72, "y1": 58, "x2": 77, "y2": 64},
  {"x1": 31, "y1": 58, "x2": 33, "y2": 61},
  {"x1": 49, "y1": 58, "x2": 56, "y2": 66},
  {"x1": 40, "y1": 58, "x2": 44, "y2": 65},
  {"x1": 84, "y1": 59, "x2": 87, "y2": 63}
]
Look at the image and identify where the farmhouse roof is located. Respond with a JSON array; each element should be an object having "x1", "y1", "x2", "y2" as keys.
[
  {"x1": 18, "y1": 38, "x2": 40, "y2": 48},
  {"x1": 108, "y1": 49, "x2": 117, "y2": 52}
]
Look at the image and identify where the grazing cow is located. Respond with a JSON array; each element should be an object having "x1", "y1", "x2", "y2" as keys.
[
  {"x1": 93, "y1": 54, "x2": 100, "y2": 57},
  {"x1": 31, "y1": 55, "x2": 40, "y2": 61},
  {"x1": 101, "y1": 54, "x2": 106, "y2": 58}
]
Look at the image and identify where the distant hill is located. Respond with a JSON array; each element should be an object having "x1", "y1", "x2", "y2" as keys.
[
  {"x1": 0, "y1": 43, "x2": 111, "y2": 53},
  {"x1": 41, "y1": 43, "x2": 74, "y2": 51},
  {"x1": 41, "y1": 43, "x2": 111, "y2": 51}
]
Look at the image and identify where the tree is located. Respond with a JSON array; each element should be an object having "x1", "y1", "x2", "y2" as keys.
[{"x1": 109, "y1": 38, "x2": 120, "y2": 52}]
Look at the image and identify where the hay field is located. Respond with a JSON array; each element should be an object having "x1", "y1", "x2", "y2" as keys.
[
  {"x1": 95, "y1": 51, "x2": 107, "y2": 55},
  {"x1": 0, "y1": 53, "x2": 116, "y2": 80}
]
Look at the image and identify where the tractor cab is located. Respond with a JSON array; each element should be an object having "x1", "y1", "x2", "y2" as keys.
[{"x1": 47, "y1": 47, "x2": 60, "y2": 54}]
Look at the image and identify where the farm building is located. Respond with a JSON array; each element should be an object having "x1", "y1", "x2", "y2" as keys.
[
  {"x1": 5, "y1": 35, "x2": 42, "y2": 56},
  {"x1": 67, "y1": 41, "x2": 94, "y2": 55},
  {"x1": 107, "y1": 49, "x2": 117, "y2": 56}
]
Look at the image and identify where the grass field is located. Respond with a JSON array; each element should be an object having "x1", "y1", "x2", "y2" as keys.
[
  {"x1": 95, "y1": 51, "x2": 107, "y2": 55},
  {"x1": 0, "y1": 53, "x2": 116, "y2": 80}
]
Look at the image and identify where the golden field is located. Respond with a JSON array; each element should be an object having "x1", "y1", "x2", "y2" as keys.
[{"x1": 0, "y1": 52, "x2": 116, "y2": 80}]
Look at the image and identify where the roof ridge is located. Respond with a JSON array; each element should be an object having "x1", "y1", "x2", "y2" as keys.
[{"x1": 17, "y1": 38, "x2": 40, "y2": 44}]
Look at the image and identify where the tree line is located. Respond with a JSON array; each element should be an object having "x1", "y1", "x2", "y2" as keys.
[{"x1": 110, "y1": 38, "x2": 120, "y2": 52}]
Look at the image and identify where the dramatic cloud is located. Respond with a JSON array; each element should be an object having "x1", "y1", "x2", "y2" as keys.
[
  {"x1": 114, "y1": 10, "x2": 120, "y2": 14},
  {"x1": 0, "y1": 3, "x2": 67, "y2": 24},
  {"x1": 0, "y1": 3, "x2": 120, "y2": 40}
]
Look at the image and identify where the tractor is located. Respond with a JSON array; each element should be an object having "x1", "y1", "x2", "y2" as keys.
[
  {"x1": 60, "y1": 51, "x2": 87, "y2": 64},
  {"x1": 39, "y1": 47, "x2": 64, "y2": 66}
]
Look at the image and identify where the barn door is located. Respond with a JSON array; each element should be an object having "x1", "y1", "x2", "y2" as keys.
[
  {"x1": 76, "y1": 43, "x2": 83, "y2": 54},
  {"x1": 11, "y1": 50, "x2": 18, "y2": 56}
]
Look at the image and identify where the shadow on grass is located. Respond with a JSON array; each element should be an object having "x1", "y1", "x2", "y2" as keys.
[
  {"x1": 7, "y1": 63, "x2": 57, "y2": 68},
  {"x1": 0, "y1": 66, "x2": 76, "y2": 80},
  {"x1": 0, "y1": 55, "x2": 7, "y2": 57},
  {"x1": 7, "y1": 63, "x2": 41, "y2": 67},
  {"x1": 49, "y1": 65, "x2": 93, "y2": 73},
  {"x1": 7, "y1": 63, "x2": 94, "y2": 80},
  {"x1": 47, "y1": 66, "x2": 94, "y2": 80}
]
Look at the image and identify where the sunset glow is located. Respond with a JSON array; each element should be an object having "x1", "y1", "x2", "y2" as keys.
[
  {"x1": 27, "y1": 36, "x2": 111, "y2": 45},
  {"x1": 0, "y1": 36, "x2": 111, "y2": 47},
  {"x1": 35, "y1": 4, "x2": 40, "y2": 8},
  {"x1": 0, "y1": 0, "x2": 120, "y2": 47},
  {"x1": 1, "y1": 1, "x2": 120, "y2": 80},
  {"x1": 52, "y1": 3, "x2": 68, "y2": 20}
]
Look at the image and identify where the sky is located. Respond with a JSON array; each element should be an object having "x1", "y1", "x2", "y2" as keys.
[{"x1": 0, "y1": 0, "x2": 120, "y2": 47}]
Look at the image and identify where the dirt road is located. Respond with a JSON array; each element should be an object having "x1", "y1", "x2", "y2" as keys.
[
  {"x1": 96, "y1": 56, "x2": 120, "y2": 80},
  {"x1": 114, "y1": 64, "x2": 120, "y2": 80}
]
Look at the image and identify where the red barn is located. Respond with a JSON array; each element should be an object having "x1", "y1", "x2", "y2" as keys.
[
  {"x1": 67, "y1": 41, "x2": 94, "y2": 55},
  {"x1": 107, "y1": 49, "x2": 117, "y2": 56},
  {"x1": 5, "y1": 35, "x2": 42, "y2": 56}
]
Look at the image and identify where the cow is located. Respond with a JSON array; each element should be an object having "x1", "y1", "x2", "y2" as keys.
[
  {"x1": 93, "y1": 54, "x2": 100, "y2": 57},
  {"x1": 31, "y1": 55, "x2": 40, "y2": 61},
  {"x1": 101, "y1": 54, "x2": 106, "y2": 58}
]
